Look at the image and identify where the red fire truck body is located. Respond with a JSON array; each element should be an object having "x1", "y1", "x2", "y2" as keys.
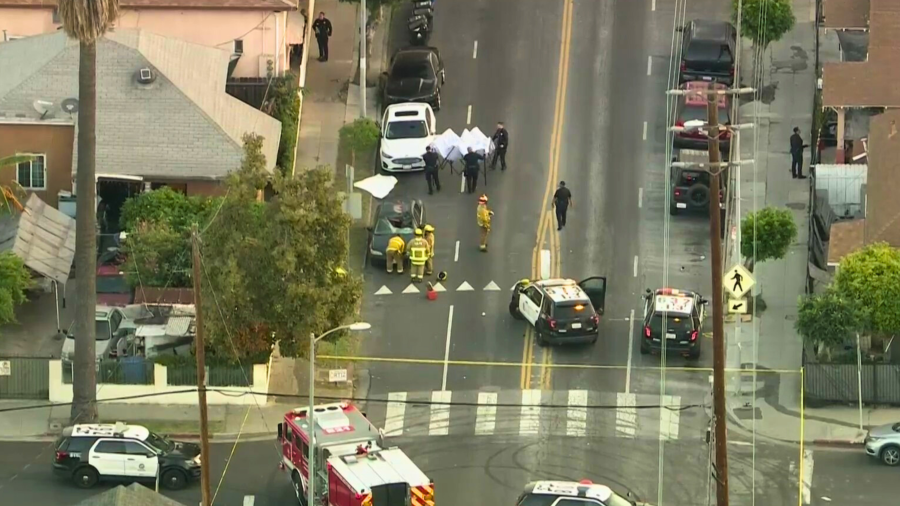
[{"x1": 278, "y1": 402, "x2": 434, "y2": 506}]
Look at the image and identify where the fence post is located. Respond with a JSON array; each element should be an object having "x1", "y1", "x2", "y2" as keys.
[{"x1": 155, "y1": 364, "x2": 167, "y2": 389}]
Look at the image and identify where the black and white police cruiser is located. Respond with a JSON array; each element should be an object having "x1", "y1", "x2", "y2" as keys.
[
  {"x1": 53, "y1": 422, "x2": 201, "y2": 490},
  {"x1": 516, "y1": 480, "x2": 651, "y2": 506},
  {"x1": 509, "y1": 277, "x2": 607, "y2": 346}
]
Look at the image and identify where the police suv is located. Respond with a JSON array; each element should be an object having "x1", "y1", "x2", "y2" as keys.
[
  {"x1": 509, "y1": 277, "x2": 607, "y2": 346},
  {"x1": 53, "y1": 422, "x2": 201, "y2": 490},
  {"x1": 639, "y1": 288, "x2": 708, "y2": 359},
  {"x1": 516, "y1": 480, "x2": 648, "y2": 506}
]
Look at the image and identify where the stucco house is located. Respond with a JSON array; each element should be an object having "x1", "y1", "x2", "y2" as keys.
[
  {"x1": 0, "y1": 0, "x2": 298, "y2": 79},
  {"x1": 0, "y1": 29, "x2": 281, "y2": 219}
]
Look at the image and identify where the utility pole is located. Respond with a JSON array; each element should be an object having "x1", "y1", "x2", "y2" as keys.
[
  {"x1": 298, "y1": 0, "x2": 317, "y2": 89},
  {"x1": 190, "y1": 224, "x2": 212, "y2": 506},
  {"x1": 359, "y1": 0, "x2": 367, "y2": 117}
]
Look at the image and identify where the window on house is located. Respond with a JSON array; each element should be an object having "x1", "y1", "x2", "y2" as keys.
[
  {"x1": 233, "y1": 39, "x2": 244, "y2": 54},
  {"x1": 17, "y1": 154, "x2": 46, "y2": 189},
  {"x1": 52, "y1": 8, "x2": 61, "y2": 24}
]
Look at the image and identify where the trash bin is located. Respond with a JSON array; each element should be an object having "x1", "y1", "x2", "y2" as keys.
[{"x1": 121, "y1": 357, "x2": 147, "y2": 384}]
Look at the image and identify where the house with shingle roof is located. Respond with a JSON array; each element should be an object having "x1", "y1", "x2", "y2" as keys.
[
  {"x1": 0, "y1": 0, "x2": 298, "y2": 79},
  {"x1": 0, "y1": 29, "x2": 281, "y2": 213}
]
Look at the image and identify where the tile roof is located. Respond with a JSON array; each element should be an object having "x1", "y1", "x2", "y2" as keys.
[
  {"x1": 822, "y1": 0, "x2": 870, "y2": 29},
  {"x1": 0, "y1": 29, "x2": 281, "y2": 179},
  {"x1": 863, "y1": 109, "x2": 900, "y2": 247},
  {"x1": 0, "y1": 0, "x2": 296, "y2": 11},
  {"x1": 827, "y1": 219, "x2": 865, "y2": 265},
  {"x1": 822, "y1": 0, "x2": 900, "y2": 107}
]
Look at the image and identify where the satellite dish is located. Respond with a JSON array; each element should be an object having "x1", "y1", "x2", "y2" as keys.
[
  {"x1": 33, "y1": 100, "x2": 54, "y2": 118},
  {"x1": 61, "y1": 98, "x2": 79, "y2": 114}
]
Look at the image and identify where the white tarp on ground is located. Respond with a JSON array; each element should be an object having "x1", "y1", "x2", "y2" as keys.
[
  {"x1": 354, "y1": 174, "x2": 399, "y2": 199},
  {"x1": 0, "y1": 194, "x2": 75, "y2": 284},
  {"x1": 432, "y1": 128, "x2": 493, "y2": 161}
]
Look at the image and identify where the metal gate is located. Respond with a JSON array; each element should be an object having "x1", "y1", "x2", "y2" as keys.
[{"x1": 0, "y1": 357, "x2": 50, "y2": 399}]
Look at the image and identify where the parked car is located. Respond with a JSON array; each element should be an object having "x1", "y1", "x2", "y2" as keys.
[
  {"x1": 60, "y1": 305, "x2": 147, "y2": 362},
  {"x1": 669, "y1": 149, "x2": 726, "y2": 217},
  {"x1": 678, "y1": 19, "x2": 737, "y2": 86},
  {"x1": 382, "y1": 46, "x2": 445, "y2": 110},
  {"x1": 367, "y1": 200, "x2": 426, "y2": 266},
  {"x1": 673, "y1": 81, "x2": 731, "y2": 152},
  {"x1": 379, "y1": 102, "x2": 437, "y2": 173},
  {"x1": 865, "y1": 422, "x2": 900, "y2": 466}
]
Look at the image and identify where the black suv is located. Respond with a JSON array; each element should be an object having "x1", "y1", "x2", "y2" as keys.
[
  {"x1": 382, "y1": 47, "x2": 445, "y2": 110},
  {"x1": 669, "y1": 149, "x2": 726, "y2": 217},
  {"x1": 517, "y1": 480, "x2": 643, "y2": 506},
  {"x1": 510, "y1": 277, "x2": 607, "y2": 346},
  {"x1": 639, "y1": 288, "x2": 707, "y2": 359},
  {"x1": 678, "y1": 20, "x2": 737, "y2": 86},
  {"x1": 53, "y1": 422, "x2": 201, "y2": 490}
]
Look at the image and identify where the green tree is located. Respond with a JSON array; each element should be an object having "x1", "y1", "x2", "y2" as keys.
[
  {"x1": 796, "y1": 288, "x2": 867, "y2": 356},
  {"x1": 58, "y1": 0, "x2": 120, "y2": 424},
  {"x1": 0, "y1": 252, "x2": 33, "y2": 328},
  {"x1": 339, "y1": 117, "x2": 380, "y2": 167},
  {"x1": 740, "y1": 206, "x2": 798, "y2": 269},
  {"x1": 835, "y1": 243, "x2": 900, "y2": 336},
  {"x1": 269, "y1": 74, "x2": 301, "y2": 175},
  {"x1": 732, "y1": 0, "x2": 795, "y2": 49},
  {"x1": 201, "y1": 134, "x2": 363, "y2": 358}
]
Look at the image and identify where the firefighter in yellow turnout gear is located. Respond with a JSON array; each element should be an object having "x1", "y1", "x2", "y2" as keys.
[
  {"x1": 424, "y1": 224, "x2": 435, "y2": 275},
  {"x1": 407, "y1": 228, "x2": 429, "y2": 282},
  {"x1": 476, "y1": 194, "x2": 494, "y2": 252},
  {"x1": 385, "y1": 235, "x2": 405, "y2": 274}
]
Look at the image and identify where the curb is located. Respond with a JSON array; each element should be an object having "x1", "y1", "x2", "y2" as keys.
[{"x1": 812, "y1": 439, "x2": 865, "y2": 448}]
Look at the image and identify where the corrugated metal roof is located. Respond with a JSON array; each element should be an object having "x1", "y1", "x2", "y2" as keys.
[
  {"x1": 164, "y1": 316, "x2": 193, "y2": 336},
  {"x1": 0, "y1": 193, "x2": 74, "y2": 284},
  {"x1": 814, "y1": 164, "x2": 868, "y2": 217}
]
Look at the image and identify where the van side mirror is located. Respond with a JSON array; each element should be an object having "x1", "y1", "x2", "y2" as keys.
[
  {"x1": 277, "y1": 423, "x2": 283, "y2": 440},
  {"x1": 701, "y1": 299, "x2": 709, "y2": 305}
]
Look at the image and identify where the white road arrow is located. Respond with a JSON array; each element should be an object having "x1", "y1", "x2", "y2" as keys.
[
  {"x1": 456, "y1": 281, "x2": 474, "y2": 291},
  {"x1": 483, "y1": 281, "x2": 501, "y2": 291},
  {"x1": 402, "y1": 284, "x2": 420, "y2": 294},
  {"x1": 374, "y1": 286, "x2": 393, "y2": 295},
  {"x1": 431, "y1": 282, "x2": 446, "y2": 292}
]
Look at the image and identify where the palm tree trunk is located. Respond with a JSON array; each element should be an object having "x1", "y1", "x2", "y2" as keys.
[{"x1": 71, "y1": 40, "x2": 99, "y2": 424}]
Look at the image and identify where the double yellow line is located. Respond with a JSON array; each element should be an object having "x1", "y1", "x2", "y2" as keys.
[{"x1": 520, "y1": 0, "x2": 574, "y2": 391}]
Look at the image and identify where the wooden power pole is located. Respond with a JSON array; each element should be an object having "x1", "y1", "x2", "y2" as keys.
[{"x1": 191, "y1": 224, "x2": 212, "y2": 506}]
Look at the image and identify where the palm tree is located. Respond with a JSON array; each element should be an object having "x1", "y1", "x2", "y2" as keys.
[{"x1": 57, "y1": 0, "x2": 119, "y2": 423}]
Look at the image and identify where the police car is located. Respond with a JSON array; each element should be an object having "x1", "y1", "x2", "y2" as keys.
[
  {"x1": 53, "y1": 422, "x2": 201, "y2": 490},
  {"x1": 639, "y1": 288, "x2": 708, "y2": 359},
  {"x1": 509, "y1": 277, "x2": 607, "y2": 345},
  {"x1": 516, "y1": 480, "x2": 647, "y2": 506}
]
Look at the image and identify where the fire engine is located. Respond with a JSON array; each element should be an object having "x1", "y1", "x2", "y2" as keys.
[{"x1": 278, "y1": 401, "x2": 435, "y2": 506}]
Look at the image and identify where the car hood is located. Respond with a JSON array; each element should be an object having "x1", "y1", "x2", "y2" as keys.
[
  {"x1": 386, "y1": 77, "x2": 437, "y2": 99},
  {"x1": 382, "y1": 137, "x2": 434, "y2": 158},
  {"x1": 62, "y1": 336, "x2": 108, "y2": 359},
  {"x1": 371, "y1": 231, "x2": 414, "y2": 252},
  {"x1": 868, "y1": 422, "x2": 900, "y2": 438},
  {"x1": 167, "y1": 441, "x2": 201, "y2": 459}
]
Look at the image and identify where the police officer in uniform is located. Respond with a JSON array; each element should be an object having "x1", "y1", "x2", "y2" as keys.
[
  {"x1": 463, "y1": 147, "x2": 484, "y2": 194},
  {"x1": 407, "y1": 228, "x2": 429, "y2": 281},
  {"x1": 423, "y1": 146, "x2": 441, "y2": 194},
  {"x1": 491, "y1": 122, "x2": 509, "y2": 171}
]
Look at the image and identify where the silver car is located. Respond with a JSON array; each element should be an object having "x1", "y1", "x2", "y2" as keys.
[{"x1": 864, "y1": 422, "x2": 900, "y2": 466}]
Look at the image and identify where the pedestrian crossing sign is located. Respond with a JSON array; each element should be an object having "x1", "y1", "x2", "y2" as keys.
[{"x1": 724, "y1": 264, "x2": 755, "y2": 299}]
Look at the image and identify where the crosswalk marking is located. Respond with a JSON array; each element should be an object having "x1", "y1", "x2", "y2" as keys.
[
  {"x1": 659, "y1": 395, "x2": 681, "y2": 441},
  {"x1": 520, "y1": 390, "x2": 541, "y2": 435},
  {"x1": 402, "y1": 284, "x2": 420, "y2": 294},
  {"x1": 431, "y1": 282, "x2": 446, "y2": 292},
  {"x1": 456, "y1": 281, "x2": 474, "y2": 291},
  {"x1": 567, "y1": 390, "x2": 588, "y2": 437},
  {"x1": 483, "y1": 281, "x2": 501, "y2": 291},
  {"x1": 429, "y1": 391, "x2": 451, "y2": 435},
  {"x1": 374, "y1": 285, "x2": 393, "y2": 295},
  {"x1": 243, "y1": 496, "x2": 255, "y2": 506},
  {"x1": 616, "y1": 392, "x2": 637, "y2": 438},
  {"x1": 475, "y1": 392, "x2": 497, "y2": 435},
  {"x1": 384, "y1": 392, "x2": 407, "y2": 437}
]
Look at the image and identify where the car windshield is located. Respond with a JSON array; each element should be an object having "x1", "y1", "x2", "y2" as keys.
[
  {"x1": 391, "y1": 60, "x2": 432, "y2": 80},
  {"x1": 374, "y1": 213, "x2": 414, "y2": 235},
  {"x1": 97, "y1": 275, "x2": 130, "y2": 294},
  {"x1": 650, "y1": 313, "x2": 693, "y2": 333},
  {"x1": 553, "y1": 303, "x2": 592, "y2": 319},
  {"x1": 144, "y1": 431, "x2": 173, "y2": 453},
  {"x1": 65, "y1": 320, "x2": 113, "y2": 340},
  {"x1": 677, "y1": 170, "x2": 710, "y2": 186},
  {"x1": 685, "y1": 41, "x2": 733, "y2": 63},
  {"x1": 385, "y1": 120, "x2": 429, "y2": 140}
]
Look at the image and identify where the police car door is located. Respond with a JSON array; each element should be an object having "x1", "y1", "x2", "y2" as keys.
[
  {"x1": 90, "y1": 440, "x2": 126, "y2": 477},
  {"x1": 123, "y1": 440, "x2": 159, "y2": 478},
  {"x1": 578, "y1": 277, "x2": 607, "y2": 315},
  {"x1": 519, "y1": 286, "x2": 543, "y2": 326}
]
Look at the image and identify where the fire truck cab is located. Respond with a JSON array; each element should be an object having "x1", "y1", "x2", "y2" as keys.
[{"x1": 278, "y1": 402, "x2": 434, "y2": 506}]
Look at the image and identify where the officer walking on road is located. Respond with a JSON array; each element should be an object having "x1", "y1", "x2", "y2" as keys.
[
  {"x1": 385, "y1": 235, "x2": 405, "y2": 274},
  {"x1": 491, "y1": 122, "x2": 509, "y2": 171},
  {"x1": 789, "y1": 127, "x2": 809, "y2": 179},
  {"x1": 552, "y1": 181, "x2": 574, "y2": 230},
  {"x1": 476, "y1": 195, "x2": 494, "y2": 252},
  {"x1": 313, "y1": 12, "x2": 333, "y2": 61},
  {"x1": 463, "y1": 147, "x2": 484, "y2": 194},
  {"x1": 407, "y1": 228, "x2": 429, "y2": 282},
  {"x1": 423, "y1": 146, "x2": 441, "y2": 194},
  {"x1": 423, "y1": 224, "x2": 435, "y2": 275}
]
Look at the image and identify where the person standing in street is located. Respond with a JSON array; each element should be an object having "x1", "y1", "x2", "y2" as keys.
[
  {"x1": 552, "y1": 181, "x2": 573, "y2": 230},
  {"x1": 476, "y1": 195, "x2": 494, "y2": 252},
  {"x1": 313, "y1": 12, "x2": 333, "y2": 62},
  {"x1": 423, "y1": 146, "x2": 441, "y2": 194},
  {"x1": 463, "y1": 147, "x2": 483, "y2": 194},
  {"x1": 423, "y1": 224, "x2": 435, "y2": 275},
  {"x1": 790, "y1": 127, "x2": 809, "y2": 179},
  {"x1": 407, "y1": 228, "x2": 429, "y2": 282},
  {"x1": 491, "y1": 122, "x2": 509, "y2": 171},
  {"x1": 385, "y1": 235, "x2": 405, "y2": 274}
]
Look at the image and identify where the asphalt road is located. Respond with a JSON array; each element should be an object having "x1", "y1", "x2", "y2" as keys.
[{"x1": 809, "y1": 447, "x2": 900, "y2": 505}]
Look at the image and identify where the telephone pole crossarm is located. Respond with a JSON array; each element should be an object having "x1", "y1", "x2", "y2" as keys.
[
  {"x1": 666, "y1": 87, "x2": 756, "y2": 96},
  {"x1": 671, "y1": 160, "x2": 755, "y2": 169}
]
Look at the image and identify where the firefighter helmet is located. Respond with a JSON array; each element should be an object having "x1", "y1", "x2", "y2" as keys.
[
  {"x1": 424, "y1": 224, "x2": 435, "y2": 233},
  {"x1": 414, "y1": 228, "x2": 424, "y2": 236}
]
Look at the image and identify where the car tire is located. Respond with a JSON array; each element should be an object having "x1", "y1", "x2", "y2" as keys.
[
  {"x1": 536, "y1": 330, "x2": 549, "y2": 346},
  {"x1": 72, "y1": 466, "x2": 99, "y2": 489},
  {"x1": 293, "y1": 471, "x2": 308, "y2": 506},
  {"x1": 688, "y1": 347, "x2": 701, "y2": 360},
  {"x1": 881, "y1": 445, "x2": 900, "y2": 466},
  {"x1": 161, "y1": 468, "x2": 188, "y2": 490},
  {"x1": 589, "y1": 334, "x2": 598, "y2": 344},
  {"x1": 434, "y1": 92, "x2": 442, "y2": 111},
  {"x1": 687, "y1": 184, "x2": 710, "y2": 207},
  {"x1": 669, "y1": 204, "x2": 679, "y2": 216},
  {"x1": 509, "y1": 302, "x2": 523, "y2": 320},
  {"x1": 639, "y1": 340, "x2": 650, "y2": 355}
]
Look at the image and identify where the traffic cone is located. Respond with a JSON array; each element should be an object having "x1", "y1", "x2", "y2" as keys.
[{"x1": 426, "y1": 282, "x2": 438, "y2": 301}]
